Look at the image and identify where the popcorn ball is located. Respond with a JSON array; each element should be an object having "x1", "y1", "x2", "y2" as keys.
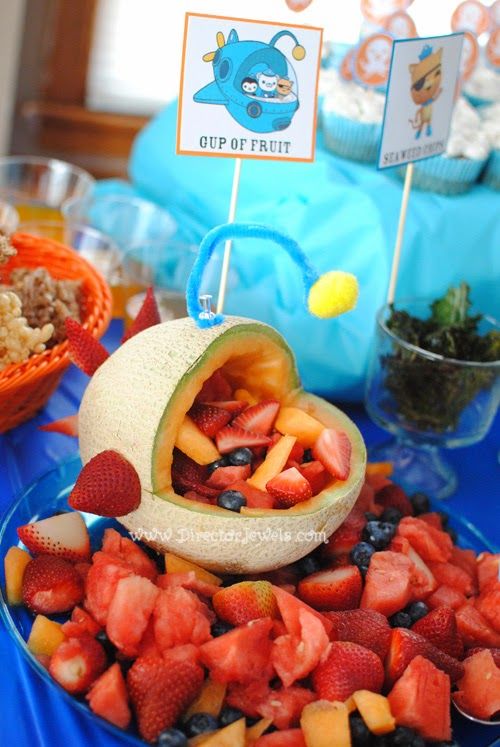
[{"x1": 0, "y1": 291, "x2": 54, "y2": 372}]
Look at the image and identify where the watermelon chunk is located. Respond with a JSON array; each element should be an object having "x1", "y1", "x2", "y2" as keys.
[
  {"x1": 427, "y1": 561, "x2": 475, "y2": 596},
  {"x1": 84, "y1": 557, "x2": 134, "y2": 626},
  {"x1": 106, "y1": 575, "x2": 159, "y2": 657},
  {"x1": 453, "y1": 649, "x2": 500, "y2": 720},
  {"x1": 477, "y1": 552, "x2": 500, "y2": 592},
  {"x1": 272, "y1": 607, "x2": 330, "y2": 687},
  {"x1": 101, "y1": 528, "x2": 157, "y2": 581},
  {"x1": 360, "y1": 551, "x2": 413, "y2": 617},
  {"x1": 397, "y1": 517, "x2": 452, "y2": 563},
  {"x1": 86, "y1": 663, "x2": 131, "y2": 729},
  {"x1": 199, "y1": 618, "x2": 273, "y2": 684},
  {"x1": 455, "y1": 603, "x2": 500, "y2": 648},
  {"x1": 427, "y1": 584, "x2": 467, "y2": 611},
  {"x1": 476, "y1": 587, "x2": 500, "y2": 633},
  {"x1": 153, "y1": 586, "x2": 212, "y2": 651},
  {"x1": 271, "y1": 584, "x2": 333, "y2": 636},
  {"x1": 254, "y1": 730, "x2": 306, "y2": 747}
]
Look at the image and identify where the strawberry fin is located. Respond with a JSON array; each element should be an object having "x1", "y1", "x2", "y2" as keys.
[
  {"x1": 65, "y1": 318, "x2": 109, "y2": 376},
  {"x1": 69, "y1": 450, "x2": 141, "y2": 517},
  {"x1": 122, "y1": 287, "x2": 161, "y2": 343},
  {"x1": 39, "y1": 414, "x2": 79, "y2": 437}
]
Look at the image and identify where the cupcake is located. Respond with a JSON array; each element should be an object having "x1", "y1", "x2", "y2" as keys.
[
  {"x1": 464, "y1": 64, "x2": 500, "y2": 108},
  {"x1": 480, "y1": 103, "x2": 500, "y2": 190},
  {"x1": 409, "y1": 98, "x2": 490, "y2": 195},
  {"x1": 320, "y1": 69, "x2": 386, "y2": 163}
]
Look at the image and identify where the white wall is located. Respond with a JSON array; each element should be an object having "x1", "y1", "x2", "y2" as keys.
[{"x1": 0, "y1": 0, "x2": 26, "y2": 154}]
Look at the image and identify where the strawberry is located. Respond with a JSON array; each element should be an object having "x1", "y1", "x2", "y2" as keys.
[
  {"x1": 455, "y1": 603, "x2": 500, "y2": 648},
  {"x1": 188, "y1": 403, "x2": 232, "y2": 438},
  {"x1": 360, "y1": 551, "x2": 413, "y2": 617},
  {"x1": 266, "y1": 467, "x2": 313, "y2": 508},
  {"x1": 127, "y1": 655, "x2": 204, "y2": 742},
  {"x1": 312, "y1": 641, "x2": 384, "y2": 702},
  {"x1": 476, "y1": 586, "x2": 500, "y2": 633},
  {"x1": 213, "y1": 580, "x2": 278, "y2": 626},
  {"x1": 68, "y1": 450, "x2": 141, "y2": 517},
  {"x1": 86, "y1": 662, "x2": 131, "y2": 729},
  {"x1": 61, "y1": 606, "x2": 101, "y2": 639},
  {"x1": 298, "y1": 566, "x2": 362, "y2": 611},
  {"x1": 299, "y1": 461, "x2": 329, "y2": 495},
  {"x1": 49, "y1": 635, "x2": 107, "y2": 694},
  {"x1": 195, "y1": 369, "x2": 232, "y2": 403},
  {"x1": 227, "y1": 479, "x2": 275, "y2": 509},
  {"x1": 216, "y1": 425, "x2": 271, "y2": 454},
  {"x1": 374, "y1": 483, "x2": 413, "y2": 516},
  {"x1": 312, "y1": 428, "x2": 351, "y2": 480},
  {"x1": 288, "y1": 441, "x2": 305, "y2": 464},
  {"x1": 321, "y1": 508, "x2": 365, "y2": 558},
  {"x1": 22, "y1": 555, "x2": 84, "y2": 614},
  {"x1": 199, "y1": 618, "x2": 274, "y2": 685},
  {"x1": 323, "y1": 609, "x2": 391, "y2": 660},
  {"x1": 427, "y1": 584, "x2": 467, "y2": 611},
  {"x1": 233, "y1": 400, "x2": 280, "y2": 435},
  {"x1": 122, "y1": 286, "x2": 160, "y2": 343},
  {"x1": 106, "y1": 575, "x2": 160, "y2": 657},
  {"x1": 353, "y1": 481, "x2": 382, "y2": 516},
  {"x1": 65, "y1": 317, "x2": 109, "y2": 376},
  {"x1": 465, "y1": 646, "x2": 500, "y2": 667},
  {"x1": 205, "y1": 399, "x2": 248, "y2": 415},
  {"x1": 206, "y1": 464, "x2": 251, "y2": 489},
  {"x1": 171, "y1": 449, "x2": 218, "y2": 499},
  {"x1": 18, "y1": 511, "x2": 91, "y2": 562},
  {"x1": 39, "y1": 414, "x2": 79, "y2": 437},
  {"x1": 412, "y1": 607, "x2": 464, "y2": 659},
  {"x1": 385, "y1": 628, "x2": 464, "y2": 687}
]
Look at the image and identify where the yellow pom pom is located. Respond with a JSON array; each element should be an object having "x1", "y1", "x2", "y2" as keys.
[
  {"x1": 308, "y1": 271, "x2": 359, "y2": 319},
  {"x1": 292, "y1": 45, "x2": 306, "y2": 61}
]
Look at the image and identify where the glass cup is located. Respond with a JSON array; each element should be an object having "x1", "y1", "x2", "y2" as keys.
[
  {"x1": 0, "y1": 200, "x2": 19, "y2": 234},
  {"x1": 0, "y1": 156, "x2": 94, "y2": 223},
  {"x1": 365, "y1": 299, "x2": 500, "y2": 499}
]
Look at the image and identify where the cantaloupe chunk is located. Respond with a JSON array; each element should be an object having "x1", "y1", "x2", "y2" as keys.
[
  {"x1": 344, "y1": 696, "x2": 357, "y2": 714},
  {"x1": 188, "y1": 734, "x2": 216, "y2": 746},
  {"x1": 365, "y1": 462, "x2": 393, "y2": 477},
  {"x1": 300, "y1": 700, "x2": 350, "y2": 747},
  {"x1": 275, "y1": 408, "x2": 324, "y2": 448},
  {"x1": 165, "y1": 553, "x2": 222, "y2": 587},
  {"x1": 247, "y1": 435, "x2": 296, "y2": 490},
  {"x1": 175, "y1": 416, "x2": 221, "y2": 465},
  {"x1": 200, "y1": 718, "x2": 246, "y2": 746},
  {"x1": 246, "y1": 718, "x2": 273, "y2": 745},
  {"x1": 235, "y1": 389, "x2": 258, "y2": 405},
  {"x1": 184, "y1": 678, "x2": 226, "y2": 720},
  {"x1": 4, "y1": 546, "x2": 31, "y2": 605},
  {"x1": 27, "y1": 614, "x2": 66, "y2": 656},
  {"x1": 352, "y1": 690, "x2": 396, "y2": 736}
]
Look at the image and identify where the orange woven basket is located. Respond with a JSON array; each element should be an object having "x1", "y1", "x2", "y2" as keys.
[{"x1": 0, "y1": 232, "x2": 113, "y2": 433}]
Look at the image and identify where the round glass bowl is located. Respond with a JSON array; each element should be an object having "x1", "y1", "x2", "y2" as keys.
[
  {"x1": 365, "y1": 300, "x2": 500, "y2": 499},
  {"x1": 0, "y1": 199, "x2": 19, "y2": 234}
]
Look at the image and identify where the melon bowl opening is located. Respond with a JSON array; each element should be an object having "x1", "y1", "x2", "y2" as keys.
[{"x1": 78, "y1": 316, "x2": 366, "y2": 573}]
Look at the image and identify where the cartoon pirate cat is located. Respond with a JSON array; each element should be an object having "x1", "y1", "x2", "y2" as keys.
[{"x1": 409, "y1": 45, "x2": 443, "y2": 139}]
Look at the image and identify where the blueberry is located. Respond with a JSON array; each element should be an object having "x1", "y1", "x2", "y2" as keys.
[
  {"x1": 211, "y1": 620, "x2": 233, "y2": 637},
  {"x1": 406, "y1": 601, "x2": 429, "y2": 624},
  {"x1": 219, "y1": 705, "x2": 244, "y2": 727},
  {"x1": 410, "y1": 492, "x2": 430, "y2": 515},
  {"x1": 381, "y1": 507, "x2": 403, "y2": 525},
  {"x1": 302, "y1": 449, "x2": 313, "y2": 463},
  {"x1": 436, "y1": 510, "x2": 449, "y2": 527},
  {"x1": 295, "y1": 553, "x2": 321, "y2": 577},
  {"x1": 350, "y1": 541, "x2": 376, "y2": 569},
  {"x1": 364, "y1": 512, "x2": 379, "y2": 522},
  {"x1": 410, "y1": 737, "x2": 425, "y2": 747},
  {"x1": 207, "y1": 457, "x2": 229, "y2": 474},
  {"x1": 227, "y1": 448, "x2": 253, "y2": 466},
  {"x1": 217, "y1": 490, "x2": 246, "y2": 512},
  {"x1": 389, "y1": 611, "x2": 412, "y2": 628},
  {"x1": 445, "y1": 526, "x2": 458, "y2": 544},
  {"x1": 184, "y1": 713, "x2": 219, "y2": 737},
  {"x1": 362, "y1": 520, "x2": 394, "y2": 550},
  {"x1": 157, "y1": 728, "x2": 188, "y2": 747},
  {"x1": 389, "y1": 726, "x2": 417, "y2": 745},
  {"x1": 96, "y1": 630, "x2": 117, "y2": 659},
  {"x1": 349, "y1": 713, "x2": 371, "y2": 745}
]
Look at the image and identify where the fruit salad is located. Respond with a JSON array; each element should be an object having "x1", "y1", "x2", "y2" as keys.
[{"x1": 4, "y1": 469, "x2": 500, "y2": 745}]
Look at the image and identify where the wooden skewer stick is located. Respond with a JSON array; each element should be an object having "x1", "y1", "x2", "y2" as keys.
[
  {"x1": 216, "y1": 157, "x2": 242, "y2": 314},
  {"x1": 387, "y1": 161, "x2": 414, "y2": 305}
]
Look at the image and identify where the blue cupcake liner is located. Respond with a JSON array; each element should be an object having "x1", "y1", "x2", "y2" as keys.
[
  {"x1": 463, "y1": 91, "x2": 495, "y2": 110},
  {"x1": 482, "y1": 149, "x2": 500, "y2": 191},
  {"x1": 321, "y1": 109, "x2": 381, "y2": 163},
  {"x1": 399, "y1": 153, "x2": 487, "y2": 195}
]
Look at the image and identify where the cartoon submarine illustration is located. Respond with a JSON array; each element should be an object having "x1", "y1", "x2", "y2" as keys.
[{"x1": 194, "y1": 28, "x2": 306, "y2": 133}]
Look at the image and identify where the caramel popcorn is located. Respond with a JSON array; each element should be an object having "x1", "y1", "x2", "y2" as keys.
[
  {"x1": 0, "y1": 232, "x2": 16, "y2": 265},
  {"x1": 0, "y1": 291, "x2": 54, "y2": 372}
]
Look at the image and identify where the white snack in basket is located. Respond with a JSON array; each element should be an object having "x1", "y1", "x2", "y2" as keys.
[{"x1": 0, "y1": 291, "x2": 54, "y2": 371}]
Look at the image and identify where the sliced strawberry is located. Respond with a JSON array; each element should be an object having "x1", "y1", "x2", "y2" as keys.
[
  {"x1": 266, "y1": 467, "x2": 313, "y2": 508},
  {"x1": 100, "y1": 528, "x2": 158, "y2": 581},
  {"x1": 272, "y1": 607, "x2": 330, "y2": 687},
  {"x1": 206, "y1": 464, "x2": 251, "y2": 489},
  {"x1": 353, "y1": 481, "x2": 382, "y2": 516},
  {"x1": 61, "y1": 606, "x2": 101, "y2": 639},
  {"x1": 49, "y1": 635, "x2": 107, "y2": 694},
  {"x1": 39, "y1": 414, "x2": 79, "y2": 437},
  {"x1": 323, "y1": 608, "x2": 391, "y2": 660},
  {"x1": 312, "y1": 428, "x2": 351, "y2": 481},
  {"x1": 195, "y1": 369, "x2": 232, "y2": 403},
  {"x1": 153, "y1": 586, "x2": 212, "y2": 651},
  {"x1": 412, "y1": 607, "x2": 464, "y2": 659},
  {"x1": 86, "y1": 662, "x2": 131, "y2": 729},
  {"x1": 455, "y1": 603, "x2": 500, "y2": 648},
  {"x1": 171, "y1": 449, "x2": 218, "y2": 499},
  {"x1": 69, "y1": 450, "x2": 141, "y2": 517},
  {"x1": 322, "y1": 508, "x2": 365, "y2": 559},
  {"x1": 360, "y1": 551, "x2": 413, "y2": 617},
  {"x1": 205, "y1": 400, "x2": 248, "y2": 415},
  {"x1": 299, "y1": 461, "x2": 330, "y2": 495},
  {"x1": 199, "y1": 618, "x2": 274, "y2": 684},
  {"x1": 106, "y1": 575, "x2": 159, "y2": 657},
  {"x1": 288, "y1": 442, "x2": 305, "y2": 464},
  {"x1": 122, "y1": 286, "x2": 160, "y2": 343},
  {"x1": 216, "y1": 426, "x2": 271, "y2": 454},
  {"x1": 233, "y1": 400, "x2": 280, "y2": 435},
  {"x1": 374, "y1": 483, "x2": 413, "y2": 516},
  {"x1": 18, "y1": 512, "x2": 91, "y2": 563},
  {"x1": 22, "y1": 555, "x2": 84, "y2": 614},
  {"x1": 213, "y1": 580, "x2": 278, "y2": 626},
  {"x1": 228, "y1": 480, "x2": 275, "y2": 509},
  {"x1": 427, "y1": 584, "x2": 467, "y2": 611},
  {"x1": 65, "y1": 317, "x2": 109, "y2": 376},
  {"x1": 188, "y1": 403, "x2": 232, "y2": 438},
  {"x1": 298, "y1": 566, "x2": 362, "y2": 611},
  {"x1": 385, "y1": 628, "x2": 464, "y2": 687},
  {"x1": 312, "y1": 641, "x2": 384, "y2": 702}
]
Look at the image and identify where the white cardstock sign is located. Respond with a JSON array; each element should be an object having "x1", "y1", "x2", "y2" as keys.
[
  {"x1": 378, "y1": 34, "x2": 464, "y2": 170},
  {"x1": 177, "y1": 13, "x2": 323, "y2": 162}
]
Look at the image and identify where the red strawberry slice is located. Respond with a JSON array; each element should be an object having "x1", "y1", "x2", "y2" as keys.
[
  {"x1": 195, "y1": 369, "x2": 232, "y2": 403},
  {"x1": 322, "y1": 508, "x2": 365, "y2": 559},
  {"x1": 412, "y1": 607, "x2": 464, "y2": 659},
  {"x1": 106, "y1": 575, "x2": 160, "y2": 657},
  {"x1": 171, "y1": 449, "x2": 218, "y2": 499},
  {"x1": 360, "y1": 551, "x2": 413, "y2": 617},
  {"x1": 122, "y1": 286, "x2": 161, "y2": 343},
  {"x1": 312, "y1": 641, "x2": 384, "y2": 702},
  {"x1": 39, "y1": 414, "x2": 79, "y2": 437},
  {"x1": 374, "y1": 483, "x2": 413, "y2": 516},
  {"x1": 352, "y1": 481, "x2": 382, "y2": 516},
  {"x1": 213, "y1": 580, "x2": 278, "y2": 626},
  {"x1": 205, "y1": 399, "x2": 248, "y2": 415},
  {"x1": 86, "y1": 662, "x2": 131, "y2": 729},
  {"x1": 18, "y1": 511, "x2": 91, "y2": 562},
  {"x1": 199, "y1": 617, "x2": 274, "y2": 685},
  {"x1": 216, "y1": 426, "x2": 271, "y2": 454},
  {"x1": 266, "y1": 467, "x2": 313, "y2": 508},
  {"x1": 323, "y1": 609, "x2": 392, "y2": 660},
  {"x1": 69, "y1": 450, "x2": 141, "y2": 517},
  {"x1": 427, "y1": 584, "x2": 467, "y2": 611},
  {"x1": 22, "y1": 555, "x2": 84, "y2": 614},
  {"x1": 455, "y1": 603, "x2": 500, "y2": 648},
  {"x1": 61, "y1": 606, "x2": 101, "y2": 638},
  {"x1": 312, "y1": 428, "x2": 351, "y2": 480},
  {"x1": 288, "y1": 442, "x2": 305, "y2": 464},
  {"x1": 298, "y1": 566, "x2": 362, "y2": 611},
  {"x1": 101, "y1": 528, "x2": 157, "y2": 581},
  {"x1": 206, "y1": 464, "x2": 251, "y2": 489},
  {"x1": 188, "y1": 403, "x2": 232, "y2": 438},
  {"x1": 299, "y1": 461, "x2": 330, "y2": 495},
  {"x1": 227, "y1": 480, "x2": 275, "y2": 509},
  {"x1": 65, "y1": 317, "x2": 109, "y2": 376},
  {"x1": 127, "y1": 655, "x2": 204, "y2": 742},
  {"x1": 49, "y1": 635, "x2": 107, "y2": 694},
  {"x1": 385, "y1": 628, "x2": 464, "y2": 687},
  {"x1": 233, "y1": 400, "x2": 280, "y2": 435}
]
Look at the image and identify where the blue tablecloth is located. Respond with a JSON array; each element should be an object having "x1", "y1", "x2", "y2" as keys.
[{"x1": 1, "y1": 320, "x2": 499, "y2": 746}]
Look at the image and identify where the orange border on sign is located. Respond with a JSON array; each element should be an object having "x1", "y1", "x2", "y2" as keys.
[{"x1": 176, "y1": 12, "x2": 323, "y2": 163}]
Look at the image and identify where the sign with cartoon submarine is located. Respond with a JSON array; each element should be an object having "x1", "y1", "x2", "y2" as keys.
[
  {"x1": 177, "y1": 13, "x2": 323, "y2": 162},
  {"x1": 378, "y1": 34, "x2": 464, "y2": 169}
]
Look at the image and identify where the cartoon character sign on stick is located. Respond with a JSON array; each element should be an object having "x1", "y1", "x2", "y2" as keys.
[{"x1": 408, "y1": 45, "x2": 443, "y2": 139}]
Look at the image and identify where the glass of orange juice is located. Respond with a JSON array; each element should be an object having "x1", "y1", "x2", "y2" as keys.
[{"x1": 0, "y1": 200, "x2": 19, "y2": 234}]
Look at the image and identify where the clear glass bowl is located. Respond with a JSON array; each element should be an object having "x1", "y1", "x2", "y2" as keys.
[
  {"x1": 0, "y1": 199, "x2": 19, "y2": 234},
  {"x1": 365, "y1": 300, "x2": 500, "y2": 499}
]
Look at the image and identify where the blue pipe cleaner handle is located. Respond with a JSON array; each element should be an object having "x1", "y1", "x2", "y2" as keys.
[{"x1": 186, "y1": 222, "x2": 319, "y2": 329}]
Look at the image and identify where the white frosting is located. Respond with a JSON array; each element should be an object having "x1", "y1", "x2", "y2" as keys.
[
  {"x1": 444, "y1": 98, "x2": 490, "y2": 161},
  {"x1": 480, "y1": 103, "x2": 500, "y2": 150},
  {"x1": 320, "y1": 69, "x2": 385, "y2": 124},
  {"x1": 464, "y1": 64, "x2": 500, "y2": 103}
]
